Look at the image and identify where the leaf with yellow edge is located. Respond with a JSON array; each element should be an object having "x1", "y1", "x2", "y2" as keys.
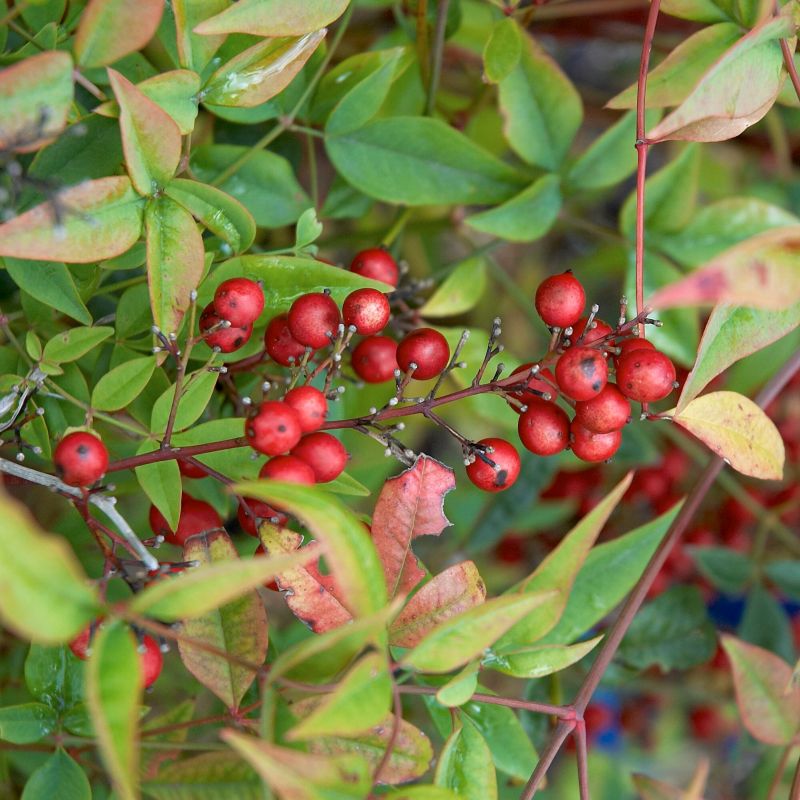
[
  {"x1": 195, "y1": 0, "x2": 350, "y2": 36},
  {"x1": 669, "y1": 392, "x2": 784, "y2": 479}
]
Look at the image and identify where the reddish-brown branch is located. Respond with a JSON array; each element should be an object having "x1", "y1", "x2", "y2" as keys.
[
  {"x1": 398, "y1": 684, "x2": 568, "y2": 717},
  {"x1": 370, "y1": 680, "x2": 403, "y2": 792},
  {"x1": 781, "y1": 39, "x2": 800, "y2": 101},
  {"x1": 574, "y1": 721, "x2": 590, "y2": 800}
]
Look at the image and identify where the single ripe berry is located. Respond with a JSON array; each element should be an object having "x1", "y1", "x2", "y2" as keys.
[
  {"x1": 283, "y1": 385, "x2": 327, "y2": 433},
  {"x1": 291, "y1": 432, "x2": 348, "y2": 483},
  {"x1": 351, "y1": 336, "x2": 398, "y2": 383},
  {"x1": 570, "y1": 422, "x2": 622, "y2": 462},
  {"x1": 507, "y1": 363, "x2": 558, "y2": 412},
  {"x1": 342, "y1": 288, "x2": 391, "y2": 335},
  {"x1": 178, "y1": 459, "x2": 206, "y2": 479},
  {"x1": 614, "y1": 336, "x2": 655, "y2": 365},
  {"x1": 149, "y1": 494, "x2": 223, "y2": 547},
  {"x1": 534, "y1": 271, "x2": 585, "y2": 329},
  {"x1": 265, "y1": 314, "x2": 307, "y2": 366},
  {"x1": 570, "y1": 316, "x2": 613, "y2": 346},
  {"x1": 555, "y1": 346, "x2": 608, "y2": 401},
  {"x1": 259, "y1": 455, "x2": 316, "y2": 484},
  {"x1": 616, "y1": 349, "x2": 676, "y2": 402},
  {"x1": 245, "y1": 401, "x2": 302, "y2": 456},
  {"x1": 517, "y1": 398, "x2": 570, "y2": 456},
  {"x1": 69, "y1": 624, "x2": 96, "y2": 660},
  {"x1": 288, "y1": 293, "x2": 341, "y2": 349},
  {"x1": 396, "y1": 328, "x2": 450, "y2": 380},
  {"x1": 466, "y1": 438, "x2": 521, "y2": 493},
  {"x1": 199, "y1": 303, "x2": 252, "y2": 353},
  {"x1": 350, "y1": 247, "x2": 399, "y2": 287},
  {"x1": 213, "y1": 277, "x2": 264, "y2": 327},
  {"x1": 574, "y1": 383, "x2": 630, "y2": 433},
  {"x1": 238, "y1": 499, "x2": 287, "y2": 536},
  {"x1": 54, "y1": 431, "x2": 108, "y2": 487}
]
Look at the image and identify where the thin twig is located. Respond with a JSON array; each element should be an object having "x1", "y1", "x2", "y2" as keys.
[
  {"x1": 426, "y1": 0, "x2": 450, "y2": 116},
  {"x1": 371, "y1": 680, "x2": 403, "y2": 790}
]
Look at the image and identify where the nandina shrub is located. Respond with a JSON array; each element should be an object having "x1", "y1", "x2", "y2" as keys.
[{"x1": 0, "y1": 2, "x2": 799, "y2": 799}]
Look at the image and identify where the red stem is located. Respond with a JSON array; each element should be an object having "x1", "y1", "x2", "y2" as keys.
[
  {"x1": 781, "y1": 39, "x2": 800, "y2": 100},
  {"x1": 574, "y1": 721, "x2": 590, "y2": 800}
]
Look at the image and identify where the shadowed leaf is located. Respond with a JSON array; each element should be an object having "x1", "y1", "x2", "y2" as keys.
[{"x1": 21, "y1": 748, "x2": 91, "y2": 800}]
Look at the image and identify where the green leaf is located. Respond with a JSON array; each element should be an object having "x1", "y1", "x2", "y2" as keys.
[
  {"x1": 165, "y1": 178, "x2": 256, "y2": 253},
  {"x1": 324, "y1": 470, "x2": 370, "y2": 497},
  {"x1": 0, "y1": 176, "x2": 144, "y2": 263},
  {"x1": 738, "y1": 585, "x2": 795, "y2": 663},
  {"x1": 386, "y1": 789, "x2": 460, "y2": 800},
  {"x1": 178, "y1": 530, "x2": 268, "y2": 711},
  {"x1": 436, "y1": 662, "x2": 480, "y2": 707},
  {"x1": 466, "y1": 174, "x2": 561, "y2": 244},
  {"x1": 326, "y1": 117, "x2": 524, "y2": 206},
  {"x1": 134, "y1": 441, "x2": 182, "y2": 532},
  {"x1": 42, "y1": 326, "x2": 113, "y2": 365},
  {"x1": 0, "y1": 703, "x2": 58, "y2": 744},
  {"x1": 294, "y1": 207, "x2": 324, "y2": 251},
  {"x1": 690, "y1": 546, "x2": 755, "y2": 594},
  {"x1": 22, "y1": 749, "x2": 90, "y2": 800},
  {"x1": 91, "y1": 356, "x2": 156, "y2": 411},
  {"x1": 151, "y1": 367, "x2": 219, "y2": 433},
  {"x1": 195, "y1": 0, "x2": 350, "y2": 36},
  {"x1": 764, "y1": 560, "x2": 800, "y2": 601},
  {"x1": 435, "y1": 718, "x2": 497, "y2": 800},
  {"x1": 20, "y1": 0, "x2": 67, "y2": 33},
  {"x1": 497, "y1": 29, "x2": 583, "y2": 169},
  {"x1": 483, "y1": 17, "x2": 521, "y2": 83},
  {"x1": 85, "y1": 620, "x2": 142, "y2": 800},
  {"x1": 419, "y1": 258, "x2": 487, "y2": 318},
  {"x1": 659, "y1": 0, "x2": 732, "y2": 22},
  {"x1": 483, "y1": 635, "x2": 602, "y2": 679},
  {"x1": 171, "y1": 419, "x2": 256, "y2": 481},
  {"x1": 142, "y1": 752, "x2": 261, "y2": 799},
  {"x1": 0, "y1": 489, "x2": 101, "y2": 643},
  {"x1": 0, "y1": 50, "x2": 73, "y2": 153},
  {"x1": 4, "y1": 259, "x2": 91, "y2": 325},
  {"x1": 145, "y1": 195, "x2": 205, "y2": 337},
  {"x1": 25, "y1": 644, "x2": 84, "y2": 711}
]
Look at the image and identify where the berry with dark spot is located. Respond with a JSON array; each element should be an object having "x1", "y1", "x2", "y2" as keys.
[
  {"x1": 350, "y1": 247, "x2": 399, "y2": 287},
  {"x1": 200, "y1": 303, "x2": 252, "y2": 353},
  {"x1": 342, "y1": 288, "x2": 391, "y2": 335},
  {"x1": 396, "y1": 328, "x2": 450, "y2": 380},
  {"x1": 351, "y1": 336, "x2": 398, "y2": 383},
  {"x1": 466, "y1": 438, "x2": 521, "y2": 492},
  {"x1": 574, "y1": 383, "x2": 630, "y2": 433},
  {"x1": 555, "y1": 346, "x2": 608, "y2": 401},
  {"x1": 291, "y1": 432, "x2": 348, "y2": 483},
  {"x1": 212, "y1": 277, "x2": 264, "y2": 327},
  {"x1": 570, "y1": 422, "x2": 622, "y2": 462},
  {"x1": 517, "y1": 398, "x2": 570, "y2": 456},
  {"x1": 259, "y1": 455, "x2": 316, "y2": 484},
  {"x1": 288, "y1": 293, "x2": 341, "y2": 349},
  {"x1": 54, "y1": 431, "x2": 108, "y2": 487},
  {"x1": 246, "y1": 401, "x2": 303, "y2": 456},
  {"x1": 535, "y1": 271, "x2": 585, "y2": 329},
  {"x1": 616, "y1": 349, "x2": 676, "y2": 402},
  {"x1": 264, "y1": 314, "x2": 307, "y2": 366},
  {"x1": 148, "y1": 494, "x2": 223, "y2": 547},
  {"x1": 283, "y1": 385, "x2": 327, "y2": 433}
]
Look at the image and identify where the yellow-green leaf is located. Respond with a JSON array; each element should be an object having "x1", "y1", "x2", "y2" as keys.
[
  {"x1": 91, "y1": 356, "x2": 156, "y2": 412},
  {"x1": 483, "y1": 635, "x2": 602, "y2": 679},
  {"x1": 194, "y1": 0, "x2": 350, "y2": 36}
]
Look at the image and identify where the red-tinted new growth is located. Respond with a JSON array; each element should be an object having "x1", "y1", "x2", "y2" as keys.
[
  {"x1": 517, "y1": 398, "x2": 570, "y2": 456},
  {"x1": 555, "y1": 346, "x2": 608, "y2": 401},
  {"x1": 245, "y1": 401, "x2": 302, "y2": 456},
  {"x1": 507, "y1": 363, "x2": 558, "y2": 412},
  {"x1": 534, "y1": 271, "x2": 585, "y2": 328},
  {"x1": 178, "y1": 459, "x2": 207, "y2": 479},
  {"x1": 616, "y1": 349, "x2": 676, "y2": 402},
  {"x1": 212, "y1": 277, "x2": 264, "y2": 327},
  {"x1": 238, "y1": 499, "x2": 287, "y2": 536},
  {"x1": 570, "y1": 316, "x2": 613, "y2": 345},
  {"x1": 570, "y1": 422, "x2": 622, "y2": 462},
  {"x1": 351, "y1": 336, "x2": 399, "y2": 383},
  {"x1": 292, "y1": 432, "x2": 348, "y2": 483},
  {"x1": 259, "y1": 455, "x2": 316, "y2": 485},
  {"x1": 574, "y1": 383, "x2": 631, "y2": 433},
  {"x1": 199, "y1": 303, "x2": 252, "y2": 353},
  {"x1": 396, "y1": 328, "x2": 450, "y2": 380},
  {"x1": 140, "y1": 635, "x2": 164, "y2": 688},
  {"x1": 264, "y1": 314, "x2": 308, "y2": 366},
  {"x1": 466, "y1": 438, "x2": 521, "y2": 492},
  {"x1": 350, "y1": 247, "x2": 399, "y2": 287},
  {"x1": 288, "y1": 292, "x2": 341, "y2": 349},
  {"x1": 149, "y1": 494, "x2": 223, "y2": 547},
  {"x1": 54, "y1": 431, "x2": 108, "y2": 487},
  {"x1": 342, "y1": 288, "x2": 391, "y2": 335},
  {"x1": 283, "y1": 385, "x2": 327, "y2": 433}
]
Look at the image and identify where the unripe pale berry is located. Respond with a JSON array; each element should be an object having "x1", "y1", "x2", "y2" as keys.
[
  {"x1": 570, "y1": 316, "x2": 613, "y2": 346},
  {"x1": 535, "y1": 272, "x2": 585, "y2": 329},
  {"x1": 396, "y1": 328, "x2": 450, "y2": 380},
  {"x1": 245, "y1": 401, "x2": 302, "y2": 456},
  {"x1": 570, "y1": 422, "x2": 622, "y2": 462},
  {"x1": 291, "y1": 432, "x2": 348, "y2": 483},
  {"x1": 517, "y1": 398, "x2": 570, "y2": 456},
  {"x1": 466, "y1": 438, "x2": 521, "y2": 493},
  {"x1": 288, "y1": 293, "x2": 341, "y2": 349},
  {"x1": 283, "y1": 385, "x2": 327, "y2": 433},
  {"x1": 259, "y1": 455, "x2": 316, "y2": 484},
  {"x1": 54, "y1": 431, "x2": 108, "y2": 487},
  {"x1": 199, "y1": 303, "x2": 252, "y2": 353},
  {"x1": 342, "y1": 288, "x2": 391, "y2": 335},
  {"x1": 555, "y1": 346, "x2": 608, "y2": 401},
  {"x1": 213, "y1": 277, "x2": 264, "y2": 327},
  {"x1": 574, "y1": 383, "x2": 630, "y2": 433},
  {"x1": 264, "y1": 314, "x2": 307, "y2": 366},
  {"x1": 616, "y1": 349, "x2": 676, "y2": 402},
  {"x1": 149, "y1": 494, "x2": 223, "y2": 547},
  {"x1": 507, "y1": 363, "x2": 558, "y2": 412},
  {"x1": 350, "y1": 247, "x2": 399, "y2": 287},
  {"x1": 351, "y1": 336, "x2": 398, "y2": 383},
  {"x1": 238, "y1": 499, "x2": 287, "y2": 536}
]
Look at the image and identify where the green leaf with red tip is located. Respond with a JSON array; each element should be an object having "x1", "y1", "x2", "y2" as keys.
[
  {"x1": 194, "y1": 0, "x2": 350, "y2": 36},
  {"x1": 483, "y1": 635, "x2": 602, "y2": 679},
  {"x1": 435, "y1": 718, "x2": 497, "y2": 800},
  {"x1": 0, "y1": 177, "x2": 144, "y2": 263},
  {"x1": 178, "y1": 530, "x2": 268, "y2": 711},
  {"x1": 173, "y1": 0, "x2": 229, "y2": 73}
]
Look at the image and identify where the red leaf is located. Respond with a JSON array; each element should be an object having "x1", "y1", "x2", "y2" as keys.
[{"x1": 370, "y1": 455, "x2": 456, "y2": 598}]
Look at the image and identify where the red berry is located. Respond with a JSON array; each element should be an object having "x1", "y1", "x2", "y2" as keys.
[
  {"x1": 140, "y1": 635, "x2": 164, "y2": 688},
  {"x1": 213, "y1": 277, "x2": 264, "y2": 327},
  {"x1": 517, "y1": 398, "x2": 570, "y2": 456},
  {"x1": 291, "y1": 432, "x2": 348, "y2": 483},
  {"x1": 555, "y1": 346, "x2": 608, "y2": 401},
  {"x1": 466, "y1": 438, "x2": 521, "y2": 493},
  {"x1": 534, "y1": 271, "x2": 585, "y2": 329},
  {"x1": 265, "y1": 314, "x2": 307, "y2": 366},
  {"x1": 178, "y1": 459, "x2": 207, "y2": 479},
  {"x1": 574, "y1": 383, "x2": 630, "y2": 433},
  {"x1": 351, "y1": 336, "x2": 398, "y2": 383},
  {"x1": 495, "y1": 534, "x2": 526, "y2": 565},
  {"x1": 245, "y1": 401, "x2": 302, "y2": 456},
  {"x1": 396, "y1": 328, "x2": 450, "y2": 380},
  {"x1": 350, "y1": 247, "x2": 399, "y2": 287},
  {"x1": 288, "y1": 293, "x2": 341, "y2": 349},
  {"x1": 342, "y1": 288, "x2": 391, "y2": 335},
  {"x1": 614, "y1": 337, "x2": 655, "y2": 364},
  {"x1": 238, "y1": 499, "x2": 287, "y2": 536},
  {"x1": 616, "y1": 349, "x2": 676, "y2": 402},
  {"x1": 689, "y1": 706, "x2": 724, "y2": 741},
  {"x1": 69, "y1": 625, "x2": 94, "y2": 660},
  {"x1": 283, "y1": 385, "x2": 327, "y2": 433},
  {"x1": 507, "y1": 364, "x2": 558, "y2": 412},
  {"x1": 259, "y1": 455, "x2": 316, "y2": 484},
  {"x1": 570, "y1": 422, "x2": 622, "y2": 462},
  {"x1": 200, "y1": 303, "x2": 252, "y2": 353},
  {"x1": 569, "y1": 316, "x2": 613, "y2": 345},
  {"x1": 149, "y1": 494, "x2": 223, "y2": 547},
  {"x1": 54, "y1": 431, "x2": 108, "y2": 487}
]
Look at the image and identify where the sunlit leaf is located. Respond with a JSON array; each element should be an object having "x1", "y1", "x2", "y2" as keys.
[
  {"x1": 173, "y1": 0, "x2": 229, "y2": 73},
  {"x1": 483, "y1": 635, "x2": 602, "y2": 679},
  {"x1": 195, "y1": 0, "x2": 350, "y2": 36},
  {"x1": 42, "y1": 326, "x2": 113, "y2": 364}
]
